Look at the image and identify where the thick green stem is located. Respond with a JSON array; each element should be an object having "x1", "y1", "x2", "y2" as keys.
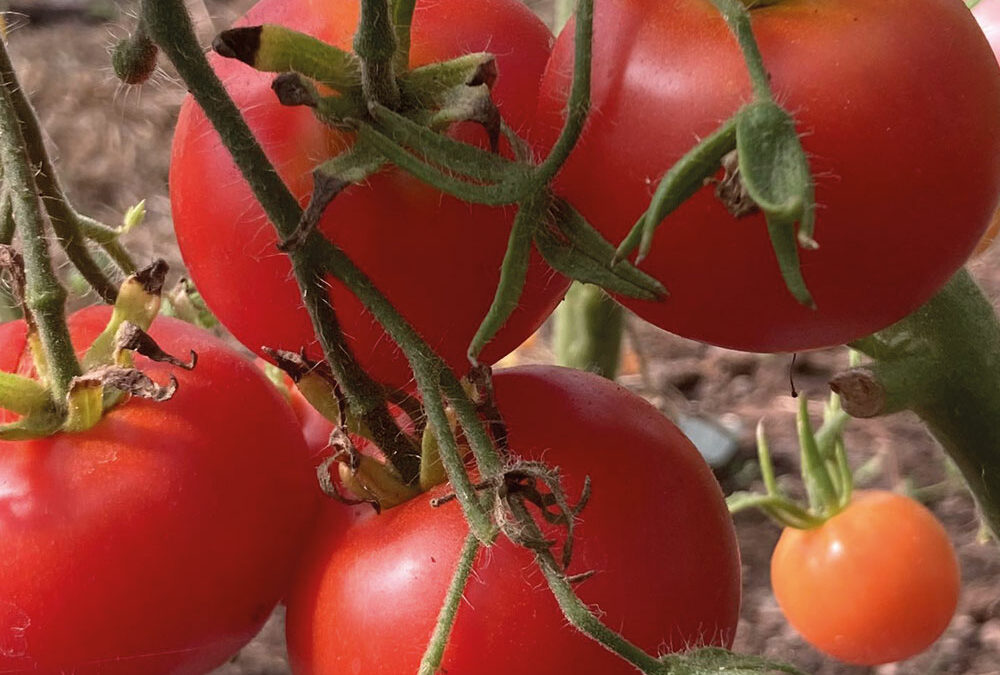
[
  {"x1": 0, "y1": 38, "x2": 133, "y2": 302},
  {"x1": 140, "y1": 0, "x2": 418, "y2": 483},
  {"x1": 355, "y1": 0, "x2": 401, "y2": 108},
  {"x1": 841, "y1": 269, "x2": 1000, "y2": 536},
  {"x1": 417, "y1": 533, "x2": 480, "y2": 675},
  {"x1": 391, "y1": 0, "x2": 417, "y2": 72},
  {"x1": 0, "y1": 62, "x2": 79, "y2": 403},
  {"x1": 553, "y1": 282, "x2": 623, "y2": 379}
]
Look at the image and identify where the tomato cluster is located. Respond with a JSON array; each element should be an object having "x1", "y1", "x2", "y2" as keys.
[{"x1": 6, "y1": 0, "x2": 997, "y2": 670}]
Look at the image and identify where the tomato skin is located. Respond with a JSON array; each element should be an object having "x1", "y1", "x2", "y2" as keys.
[
  {"x1": 770, "y1": 490, "x2": 959, "y2": 666},
  {"x1": 0, "y1": 307, "x2": 319, "y2": 674},
  {"x1": 285, "y1": 366, "x2": 741, "y2": 674},
  {"x1": 170, "y1": 0, "x2": 567, "y2": 392},
  {"x1": 973, "y1": 0, "x2": 1000, "y2": 256},
  {"x1": 534, "y1": 0, "x2": 1000, "y2": 352}
]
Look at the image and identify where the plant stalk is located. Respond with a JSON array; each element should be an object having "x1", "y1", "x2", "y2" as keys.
[
  {"x1": 841, "y1": 269, "x2": 1000, "y2": 536},
  {"x1": 355, "y1": 0, "x2": 401, "y2": 108},
  {"x1": 0, "y1": 59, "x2": 79, "y2": 403},
  {"x1": 417, "y1": 533, "x2": 480, "y2": 675},
  {"x1": 0, "y1": 38, "x2": 133, "y2": 302},
  {"x1": 140, "y1": 0, "x2": 419, "y2": 484}
]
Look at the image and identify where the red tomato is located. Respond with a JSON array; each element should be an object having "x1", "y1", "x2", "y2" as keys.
[
  {"x1": 534, "y1": 0, "x2": 1000, "y2": 352},
  {"x1": 771, "y1": 490, "x2": 960, "y2": 666},
  {"x1": 170, "y1": 0, "x2": 567, "y2": 392},
  {"x1": 0, "y1": 307, "x2": 319, "y2": 674},
  {"x1": 973, "y1": 0, "x2": 1000, "y2": 256},
  {"x1": 285, "y1": 366, "x2": 741, "y2": 674}
]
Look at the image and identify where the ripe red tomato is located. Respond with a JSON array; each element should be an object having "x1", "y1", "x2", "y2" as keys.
[
  {"x1": 0, "y1": 307, "x2": 319, "y2": 674},
  {"x1": 973, "y1": 0, "x2": 1000, "y2": 257},
  {"x1": 534, "y1": 0, "x2": 1000, "y2": 352},
  {"x1": 285, "y1": 366, "x2": 741, "y2": 674},
  {"x1": 770, "y1": 490, "x2": 959, "y2": 666},
  {"x1": 170, "y1": 0, "x2": 567, "y2": 392}
]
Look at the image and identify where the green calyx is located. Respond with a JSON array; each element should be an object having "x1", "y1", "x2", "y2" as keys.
[
  {"x1": 727, "y1": 355, "x2": 856, "y2": 530},
  {"x1": 617, "y1": 0, "x2": 817, "y2": 309},
  {"x1": 0, "y1": 261, "x2": 190, "y2": 441}
]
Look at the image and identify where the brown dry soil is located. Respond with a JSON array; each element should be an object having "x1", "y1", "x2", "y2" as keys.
[{"x1": 6, "y1": 1, "x2": 1000, "y2": 673}]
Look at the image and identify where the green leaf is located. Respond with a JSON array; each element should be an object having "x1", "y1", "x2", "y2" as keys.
[
  {"x1": 535, "y1": 200, "x2": 666, "y2": 300},
  {"x1": 616, "y1": 115, "x2": 738, "y2": 264},
  {"x1": 735, "y1": 101, "x2": 817, "y2": 307},
  {"x1": 467, "y1": 192, "x2": 548, "y2": 363}
]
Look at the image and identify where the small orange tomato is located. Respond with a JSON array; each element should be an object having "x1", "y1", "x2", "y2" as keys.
[{"x1": 770, "y1": 490, "x2": 959, "y2": 666}]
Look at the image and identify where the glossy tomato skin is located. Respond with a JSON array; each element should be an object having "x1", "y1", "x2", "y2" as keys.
[
  {"x1": 534, "y1": 0, "x2": 1000, "y2": 352},
  {"x1": 286, "y1": 366, "x2": 741, "y2": 674},
  {"x1": 171, "y1": 0, "x2": 567, "y2": 392},
  {"x1": 973, "y1": 0, "x2": 1000, "y2": 256},
  {"x1": 0, "y1": 307, "x2": 319, "y2": 674},
  {"x1": 771, "y1": 490, "x2": 959, "y2": 666}
]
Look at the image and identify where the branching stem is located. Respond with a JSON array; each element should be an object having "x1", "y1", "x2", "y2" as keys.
[
  {"x1": 140, "y1": 0, "x2": 418, "y2": 483},
  {"x1": 0, "y1": 54, "x2": 79, "y2": 403},
  {"x1": 0, "y1": 38, "x2": 134, "y2": 302}
]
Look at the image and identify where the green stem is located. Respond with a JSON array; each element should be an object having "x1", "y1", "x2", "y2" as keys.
[
  {"x1": 391, "y1": 0, "x2": 417, "y2": 72},
  {"x1": 506, "y1": 498, "x2": 666, "y2": 674},
  {"x1": 843, "y1": 269, "x2": 1000, "y2": 536},
  {"x1": 0, "y1": 39, "x2": 133, "y2": 302},
  {"x1": 417, "y1": 533, "x2": 480, "y2": 675},
  {"x1": 355, "y1": 0, "x2": 401, "y2": 108},
  {"x1": 708, "y1": 0, "x2": 770, "y2": 99},
  {"x1": 553, "y1": 282, "x2": 623, "y2": 379},
  {"x1": 533, "y1": 0, "x2": 593, "y2": 186},
  {"x1": 315, "y1": 236, "x2": 497, "y2": 541},
  {"x1": 0, "y1": 60, "x2": 80, "y2": 403},
  {"x1": 140, "y1": 0, "x2": 418, "y2": 484},
  {"x1": 440, "y1": 374, "x2": 504, "y2": 479}
]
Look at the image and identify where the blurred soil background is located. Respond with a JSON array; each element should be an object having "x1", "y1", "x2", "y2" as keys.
[{"x1": 5, "y1": 0, "x2": 1000, "y2": 673}]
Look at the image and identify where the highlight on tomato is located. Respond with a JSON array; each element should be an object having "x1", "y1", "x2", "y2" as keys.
[
  {"x1": 285, "y1": 365, "x2": 742, "y2": 674},
  {"x1": 0, "y1": 306, "x2": 319, "y2": 674},
  {"x1": 534, "y1": 0, "x2": 1000, "y2": 353},
  {"x1": 170, "y1": 0, "x2": 569, "y2": 393}
]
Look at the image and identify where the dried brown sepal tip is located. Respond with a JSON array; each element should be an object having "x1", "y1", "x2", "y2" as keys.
[
  {"x1": 261, "y1": 346, "x2": 330, "y2": 384},
  {"x1": 0, "y1": 245, "x2": 28, "y2": 317},
  {"x1": 133, "y1": 258, "x2": 169, "y2": 296},
  {"x1": 712, "y1": 149, "x2": 759, "y2": 218},
  {"x1": 114, "y1": 322, "x2": 197, "y2": 371},
  {"x1": 829, "y1": 368, "x2": 887, "y2": 419},
  {"x1": 212, "y1": 26, "x2": 263, "y2": 65},
  {"x1": 467, "y1": 58, "x2": 498, "y2": 89},
  {"x1": 77, "y1": 366, "x2": 179, "y2": 403},
  {"x1": 272, "y1": 73, "x2": 318, "y2": 108}
]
